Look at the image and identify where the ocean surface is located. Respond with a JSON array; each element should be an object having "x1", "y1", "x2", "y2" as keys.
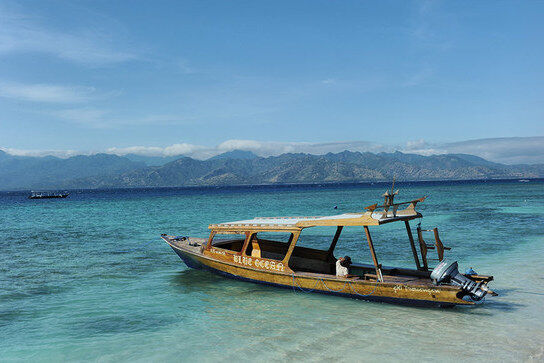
[{"x1": 1, "y1": 180, "x2": 543, "y2": 362}]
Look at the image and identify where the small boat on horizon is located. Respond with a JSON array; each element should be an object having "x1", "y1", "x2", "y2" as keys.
[
  {"x1": 28, "y1": 191, "x2": 69, "y2": 199},
  {"x1": 161, "y1": 188, "x2": 497, "y2": 307}
]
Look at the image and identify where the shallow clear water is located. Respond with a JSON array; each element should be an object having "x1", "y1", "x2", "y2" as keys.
[{"x1": 1, "y1": 181, "x2": 543, "y2": 361}]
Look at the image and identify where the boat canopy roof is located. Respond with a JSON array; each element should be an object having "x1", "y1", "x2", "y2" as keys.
[{"x1": 209, "y1": 196, "x2": 425, "y2": 231}]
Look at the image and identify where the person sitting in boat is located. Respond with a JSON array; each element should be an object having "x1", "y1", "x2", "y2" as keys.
[{"x1": 336, "y1": 256, "x2": 353, "y2": 277}]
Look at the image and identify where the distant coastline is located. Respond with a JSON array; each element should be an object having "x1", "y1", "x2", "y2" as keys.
[
  {"x1": 2, "y1": 177, "x2": 542, "y2": 195},
  {"x1": 1, "y1": 149, "x2": 543, "y2": 191}
]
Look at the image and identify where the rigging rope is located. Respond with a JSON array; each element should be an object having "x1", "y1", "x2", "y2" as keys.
[{"x1": 291, "y1": 273, "x2": 322, "y2": 293}]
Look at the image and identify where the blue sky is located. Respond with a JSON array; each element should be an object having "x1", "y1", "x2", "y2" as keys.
[{"x1": 0, "y1": 0, "x2": 543, "y2": 160}]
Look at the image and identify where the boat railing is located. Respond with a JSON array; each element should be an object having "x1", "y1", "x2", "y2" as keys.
[{"x1": 364, "y1": 196, "x2": 426, "y2": 217}]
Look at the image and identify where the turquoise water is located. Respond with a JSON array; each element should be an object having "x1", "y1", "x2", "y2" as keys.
[{"x1": 1, "y1": 181, "x2": 543, "y2": 361}]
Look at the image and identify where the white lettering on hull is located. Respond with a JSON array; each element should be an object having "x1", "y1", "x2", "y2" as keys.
[
  {"x1": 233, "y1": 255, "x2": 284, "y2": 272},
  {"x1": 393, "y1": 285, "x2": 440, "y2": 294}
]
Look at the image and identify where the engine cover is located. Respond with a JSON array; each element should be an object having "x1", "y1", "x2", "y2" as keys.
[{"x1": 431, "y1": 260, "x2": 489, "y2": 301}]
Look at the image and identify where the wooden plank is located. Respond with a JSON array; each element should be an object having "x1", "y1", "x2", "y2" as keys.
[
  {"x1": 405, "y1": 221, "x2": 422, "y2": 271},
  {"x1": 417, "y1": 227, "x2": 429, "y2": 271},
  {"x1": 433, "y1": 228, "x2": 451, "y2": 261}
]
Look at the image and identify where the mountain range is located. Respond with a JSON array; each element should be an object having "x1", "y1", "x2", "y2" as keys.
[
  {"x1": 0, "y1": 150, "x2": 145, "y2": 190},
  {"x1": 1, "y1": 149, "x2": 542, "y2": 191}
]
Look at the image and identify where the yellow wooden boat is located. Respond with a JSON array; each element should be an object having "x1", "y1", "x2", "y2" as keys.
[{"x1": 161, "y1": 189, "x2": 496, "y2": 307}]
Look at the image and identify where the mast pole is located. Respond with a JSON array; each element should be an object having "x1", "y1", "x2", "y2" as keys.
[{"x1": 364, "y1": 226, "x2": 383, "y2": 281}]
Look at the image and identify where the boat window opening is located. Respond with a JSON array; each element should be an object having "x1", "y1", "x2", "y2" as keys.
[
  {"x1": 211, "y1": 233, "x2": 247, "y2": 252},
  {"x1": 244, "y1": 232, "x2": 292, "y2": 261},
  {"x1": 288, "y1": 226, "x2": 392, "y2": 278},
  {"x1": 361, "y1": 223, "x2": 426, "y2": 270},
  {"x1": 294, "y1": 226, "x2": 342, "y2": 251},
  {"x1": 339, "y1": 225, "x2": 436, "y2": 280},
  {"x1": 287, "y1": 227, "x2": 342, "y2": 275}
]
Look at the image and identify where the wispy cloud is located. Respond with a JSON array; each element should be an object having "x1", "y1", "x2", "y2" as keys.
[
  {"x1": 177, "y1": 59, "x2": 196, "y2": 74},
  {"x1": 407, "y1": 137, "x2": 544, "y2": 165},
  {"x1": 320, "y1": 78, "x2": 336, "y2": 85},
  {"x1": 0, "y1": 81, "x2": 94, "y2": 103},
  {"x1": 401, "y1": 66, "x2": 434, "y2": 87},
  {"x1": 53, "y1": 107, "x2": 189, "y2": 128},
  {"x1": 410, "y1": 0, "x2": 454, "y2": 52},
  {"x1": 0, "y1": 5, "x2": 137, "y2": 66},
  {"x1": 54, "y1": 107, "x2": 109, "y2": 126},
  {"x1": 1, "y1": 147, "x2": 86, "y2": 158}
]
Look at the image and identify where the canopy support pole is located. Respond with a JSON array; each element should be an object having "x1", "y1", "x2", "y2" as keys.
[
  {"x1": 364, "y1": 226, "x2": 383, "y2": 281},
  {"x1": 404, "y1": 221, "x2": 422, "y2": 270},
  {"x1": 282, "y1": 231, "x2": 301, "y2": 272},
  {"x1": 205, "y1": 231, "x2": 216, "y2": 251},
  {"x1": 327, "y1": 226, "x2": 343, "y2": 256}
]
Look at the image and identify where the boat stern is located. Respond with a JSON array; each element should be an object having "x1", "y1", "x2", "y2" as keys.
[{"x1": 431, "y1": 260, "x2": 497, "y2": 302}]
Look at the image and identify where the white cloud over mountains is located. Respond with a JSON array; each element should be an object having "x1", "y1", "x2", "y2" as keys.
[
  {"x1": 106, "y1": 143, "x2": 205, "y2": 157},
  {"x1": 437, "y1": 138, "x2": 544, "y2": 165},
  {"x1": 216, "y1": 140, "x2": 387, "y2": 156},
  {"x1": 401, "y1": 137, "x2": 544, "y2": 165},
  {"x1": 2, "y1": 137, "x2": 543, "y2": 165}
]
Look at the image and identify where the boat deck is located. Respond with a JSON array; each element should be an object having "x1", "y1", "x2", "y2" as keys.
[
  {"x1": 295, "y1": 271, "x2": 435, "y2": 286},
  {"x1": 163, "y1": 236, "x2": 207, "y2": 254},
  {"x1": 163, "y1": 235, "x2": 437, "y2": 287}
]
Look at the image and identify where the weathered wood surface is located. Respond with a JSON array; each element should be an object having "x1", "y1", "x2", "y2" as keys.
[{"x1": 162, "y1": 235, "x2": 472, "y2": 306}]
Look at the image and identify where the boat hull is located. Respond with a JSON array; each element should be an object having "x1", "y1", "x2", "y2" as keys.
[
  {"x1": 29, "y1": 193, "x2": 69, "y2": 199},
  {"x1": 165, "y1": 238, "x2": 469, "y2": 307},
  {"x1": 171, "y1": 246, "x2": 204, "y2": 270}
]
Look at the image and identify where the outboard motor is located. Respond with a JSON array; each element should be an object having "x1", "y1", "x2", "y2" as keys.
[{"x1": 431, "y1": 260, "x2": 490, "y2": 301}]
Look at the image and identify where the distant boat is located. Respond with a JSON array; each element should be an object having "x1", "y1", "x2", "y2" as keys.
[
  {"x1": 29, "y1": 191, "x2": 69, "y2": 199},
  {"x1": 518, "y1": 179, "x2": 530, "y2": 183}
]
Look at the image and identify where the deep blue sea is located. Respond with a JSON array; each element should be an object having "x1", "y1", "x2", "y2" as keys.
[{"x1": 1, "y1": 180, "x2": 543, "y2": 361}]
